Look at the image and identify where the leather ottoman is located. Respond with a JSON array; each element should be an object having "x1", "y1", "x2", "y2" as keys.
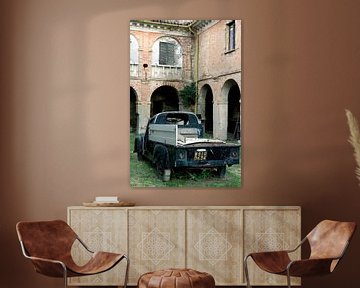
[{"x1": 138, "y1": 268, "x2": 215, "y2": 288}]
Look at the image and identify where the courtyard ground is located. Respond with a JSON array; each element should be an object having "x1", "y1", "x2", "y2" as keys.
[{"x1": 130, "y1": 133, "x2": 241, "y2": 188}]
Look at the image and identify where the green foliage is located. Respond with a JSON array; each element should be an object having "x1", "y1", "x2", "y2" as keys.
[{"x1": 179, "y1": 82, "x2": 196, "y2": 108}]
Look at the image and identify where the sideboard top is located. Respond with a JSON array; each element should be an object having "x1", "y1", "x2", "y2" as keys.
[{"x1": 68, "y1": 205, "x2": 301, "y2": 210}]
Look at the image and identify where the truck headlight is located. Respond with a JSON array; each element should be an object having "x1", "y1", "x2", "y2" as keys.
[
  {"x1": 178, "y1": 150, "x2": 186, "y2": 159},
  {"x1": 230, "y1": 149, "x2": 238, "y2": 158}
]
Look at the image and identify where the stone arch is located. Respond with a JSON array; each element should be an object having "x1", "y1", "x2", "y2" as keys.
[
  {"x1": 150, "y1": 85, "x2": 179, "y2": 116},
  {"x1": 199, "y1": 84, "x2": 214, "y2": 134},
  {"x1": 221, "y1": 79, "x2": 241, "y2": 139},
  {"x1": 130, "y1": 87, "x2": 138, "y2": 132}
]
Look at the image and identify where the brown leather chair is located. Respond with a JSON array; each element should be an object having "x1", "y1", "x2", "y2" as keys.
[
  {"x1": 244, "y1": 220, "x2": 356, "y2": 288},
  {"x1": 16, "y1": 220, "x2": 129, "y2": 288}
]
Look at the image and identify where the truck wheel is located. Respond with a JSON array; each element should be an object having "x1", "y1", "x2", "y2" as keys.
[
  {"x1": 137, "y1": 151, "x2": 144, "y2": 161},
  {"x1": 135, "y1": 136, "x2": 144, "y2": 161},
  {"x1": 217, "y1": 166, "x2": 226, "y2": 178},
  {"x1": 156, "y1": 160, "x2": 171, "y2": 182},
  {"x1": 154, "y1": 145, "x2": 171, "y2": 181}
]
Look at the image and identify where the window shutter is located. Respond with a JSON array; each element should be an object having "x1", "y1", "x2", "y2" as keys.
[
  {"x1": 229, "y1": 21, "x2": 235, "y2": 50},
  {"x1": 159, "y1": 42, "x2": 167, "y2": 65},
  {"x1": 159, "y1": 42, "x2": 176, "y2": 65},
  {"x1": 226, "y1": 21, "x2": 236, "y2": 51}
]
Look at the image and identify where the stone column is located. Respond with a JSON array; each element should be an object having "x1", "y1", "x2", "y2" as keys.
[
  {"x1": 137, "y1": 101, "x2": 151, "y2": 134},
  {"x1": 213, "y1": 100, "x2": 228, "y2": 141},
  {"x1": 196, "y1": 92, "x2": 206, "y2": 120}
]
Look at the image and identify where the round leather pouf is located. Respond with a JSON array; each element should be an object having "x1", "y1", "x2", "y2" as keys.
[{"x1": 138, "y1": 268, "x2": 215, "y2": 288}]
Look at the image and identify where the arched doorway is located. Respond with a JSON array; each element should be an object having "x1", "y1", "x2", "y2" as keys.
[
  {"x1": 130, "y1": 87, "x2": 137, "y2": 132},
  {"x1": 200, "y1": 84, "x2": 214, "y2": 135},
  {"x1": 222, "y1": 79, "x2": 241, "y2": 140},
  {"x1": 151, "y1": 85, "x2": 179, "y2": 116}
]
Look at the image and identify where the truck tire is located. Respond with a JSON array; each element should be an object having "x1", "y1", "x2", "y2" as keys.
[
  {"x1": 137, "y1": 151, "x2": 144, "y2": 161},
  {"x1": 135, "y1": 137, "x2": 144, "y2": 161},
  {"x1": 154, "y1": 145, "x2": 171, "y2": 181},
  {"x1": 217, "y1": 165, "x2": 227, "y2": 178},
  {"x1": 155, "y1": 155, "x2": 171, "y2": 181}
]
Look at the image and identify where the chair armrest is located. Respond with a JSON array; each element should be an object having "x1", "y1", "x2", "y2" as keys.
[
  {"x1": 26, "y1": 255, "x2": 66, "y2": 266},
  {"x1": 247, "y1": 250, "x2": 290, "y2": 258},
  {"x1": 287, "y1": 258, "x2": 336, "y2": 277},
  {"x1": 25, "y1": 255, "x2": 67, "y2": 277},
  {"x1": 285, "y1": 237, "x2": 307, "y2": 253},
  {"x1": 76, "y1": 236, "x2": 94, "y2": 253},
  {"x1": 245, "y1": 236, "x2": 306, "y2": 258},
  {"x1": 19, "y1": 240, "x2": 67, "y2": 277},
  {"x1": 246, "y1": 251, "x2": 291, "y2": 274}
]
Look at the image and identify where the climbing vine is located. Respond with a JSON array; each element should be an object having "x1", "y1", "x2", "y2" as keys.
[{"x1": 179, "y1": 82, "x2": 196, "y2": 109}]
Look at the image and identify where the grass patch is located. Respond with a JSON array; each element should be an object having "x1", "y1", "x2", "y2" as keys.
[{"x1": 130, "y1": 133, "x2": 241, "y2": 188}]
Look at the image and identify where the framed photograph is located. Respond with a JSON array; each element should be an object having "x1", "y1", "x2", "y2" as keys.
[{"x1": 130, "y1": 20, "x2": 241, "y2": 188}]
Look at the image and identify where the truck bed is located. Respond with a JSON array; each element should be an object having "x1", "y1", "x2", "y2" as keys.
[{"x1": 148, "y1": 123, "x2": 231, "y2": 147}]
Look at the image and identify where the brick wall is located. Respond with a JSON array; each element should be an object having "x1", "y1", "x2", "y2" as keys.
[
  {"x1": 130, "y1": 20, "x2": 241, "y2": 139},
  {"x1": 198, "y1": 20, "x2": 241, "y2": 81},
  {"x1": 197, "y1": 20, "x2": 241, "y2": 140}
]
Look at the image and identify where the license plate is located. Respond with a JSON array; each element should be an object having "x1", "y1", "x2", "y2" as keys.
[{"x1": 194, "y1": 149, "x2": 207, "y2": 160}]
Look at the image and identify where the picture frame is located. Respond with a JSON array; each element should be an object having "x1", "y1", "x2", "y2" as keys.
[{"x1": 130, "y1": 20, "x2": 242, "y2": 188}]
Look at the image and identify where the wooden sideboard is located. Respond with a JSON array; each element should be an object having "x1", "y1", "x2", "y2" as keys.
[{"x1": 67, "y1": 206, "x2": 301, "y2": 286}]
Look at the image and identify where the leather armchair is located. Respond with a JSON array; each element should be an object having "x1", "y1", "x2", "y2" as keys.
[
  {"x1": 16, "y1": 220, "x2": 129, "y2": 288},
  {"x1": 244, "y1": 220, "x2": 356, "y2": 288}
]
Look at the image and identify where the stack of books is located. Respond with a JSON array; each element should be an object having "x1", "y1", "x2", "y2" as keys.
[
  {"x1": 93, "y1": 196, "x2": 119, "y2": 204},
  {"x1": 83, "y1": 196, "x2": 135, "y2": 207}
]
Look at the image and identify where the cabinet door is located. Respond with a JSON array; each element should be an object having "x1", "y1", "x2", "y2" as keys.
[
  {"x1": 187, "y1": 209, "x2": 243, "y2": 285},
  {"x1": 243, "y1": 208, "x2": 301, "y2": 286},
  {"x1": 68, "y1": 208, "x2": 127, "y2": 286},
  {"x1": 128, "y1": 209, "x2": 186, "y2": 284}
]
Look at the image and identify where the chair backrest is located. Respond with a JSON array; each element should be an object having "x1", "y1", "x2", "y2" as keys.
[
  {"x1": 307, "y1": 220, "x2": 356, "y2": 262},
  {"x1": 16, "y1": 220, "x2": 77, "y2": 261}
]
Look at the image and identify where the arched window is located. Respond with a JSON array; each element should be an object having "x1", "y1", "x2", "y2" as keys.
[
  {"x1": 152, "y1": 37, "x2": 182, "y2": 67},
  {"x1": 130, "y1": 34, "x2": 139, "y2": 64}
]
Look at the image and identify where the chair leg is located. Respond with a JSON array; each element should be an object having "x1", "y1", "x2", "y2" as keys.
[
  {"x1": 286, "y1": 270, "x2": 292, "y2": 288},
  {"x1": 244, "y1": 255, "x2": 252, "y2": 288},
  {"x1": 62, "y1": 264, "x2": 68, "y2": 288},
  {"x1": 123, "y1": 255, "x2": 130, "y2": 288}
]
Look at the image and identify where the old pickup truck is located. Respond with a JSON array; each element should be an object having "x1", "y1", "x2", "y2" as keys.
[{"x1": 134, "y1": 111, "x2": 240, "y2": 181}]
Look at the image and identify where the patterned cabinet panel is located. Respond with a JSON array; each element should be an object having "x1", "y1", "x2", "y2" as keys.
[
  {"x1": 128, "y1": 209, "x2": 186, "y2": 284},
  {"x1": 243, "y1": 208, "x2": 301, "y2": 286},
  {"x1": 187, "y1": 209, "x2": 243, "y2": 285},
  {"x1": 67, "y1": 206, "x2": 301, "y2": 286},
  {"x1": 67, "y1": 208, "x2": 128, "y2": 286}
]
